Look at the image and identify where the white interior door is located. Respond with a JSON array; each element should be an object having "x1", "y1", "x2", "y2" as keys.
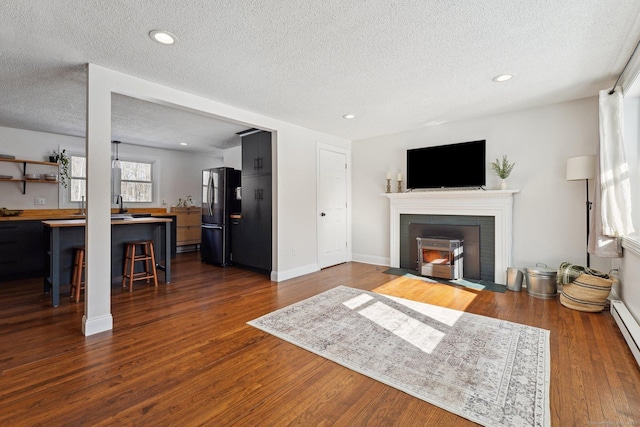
[{"x1": 318, "y1": 147, "x2": 348, "y2": 268}]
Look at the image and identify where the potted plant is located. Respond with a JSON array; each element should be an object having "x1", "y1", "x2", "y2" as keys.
[
  {"x1": 491, "y1": 155, "x2": 515, "y2": 190},
  {"x1": 51, "y1": 149, "x2": 70, "y2": 188}
]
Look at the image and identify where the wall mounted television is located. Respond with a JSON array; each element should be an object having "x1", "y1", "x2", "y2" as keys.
[{"x1": 406, "y1": 140, "x2": 486, "y2": 190}]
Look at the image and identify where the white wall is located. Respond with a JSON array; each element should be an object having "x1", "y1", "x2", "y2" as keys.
[
  {"x1": 617, "y1": 96, "x2": 640, "y2": 323},
  {"x1": 351, "y1": 97, "x2": 604, "y2": 273},
  {"x1": 0, "y1": 125, "x2": 224, "y2": 210},
  {"x1": 0, "y1": 126, "x2": 80, "y2": 210}
]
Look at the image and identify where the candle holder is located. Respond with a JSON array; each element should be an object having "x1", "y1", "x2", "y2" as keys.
[
  {"x1": 397, "y1": 179, "x2": 402, "y2": 193},
  {"x1": 386, "y1": 179, "x2": 391, "y2": 193}
]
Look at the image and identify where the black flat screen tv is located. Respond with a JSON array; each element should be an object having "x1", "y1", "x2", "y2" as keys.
[{"x1": 406, "y1": 140, "x2": 486, "y2": 189}]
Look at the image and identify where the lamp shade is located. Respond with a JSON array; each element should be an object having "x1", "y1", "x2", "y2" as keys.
[{"x1": 566, "y1": 155, "x2": 596, "y2": 181}]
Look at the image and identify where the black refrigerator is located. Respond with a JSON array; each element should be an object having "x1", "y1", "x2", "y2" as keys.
[{"x1": 201, "y1": 167, "x2": 241, "y2": 266}]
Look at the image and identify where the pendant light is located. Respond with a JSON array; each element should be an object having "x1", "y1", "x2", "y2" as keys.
[{"x1": 112, "y1": 140, "x2": 121, "y2": 169}]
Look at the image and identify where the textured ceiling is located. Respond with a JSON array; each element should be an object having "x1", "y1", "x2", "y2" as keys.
[{"x1": 1, "y1": 1, "x2": 640, "y2": 153}]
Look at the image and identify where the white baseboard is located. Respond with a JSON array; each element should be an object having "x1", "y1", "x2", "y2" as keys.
[
  {"x1": 610, "y1": 300, "x2": 640, "y2": 368},
  {"x1": 271, "y1": 263, "x2": 319, "y2": 282},
  {"x1": 82, "y1": 314, "x2": 113, "y2": 336},
  {"x1": 351, "y1": 253, "x2": 389, "y2": 266}
]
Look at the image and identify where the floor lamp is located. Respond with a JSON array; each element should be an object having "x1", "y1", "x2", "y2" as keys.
[{"x1": 566, "y1": 155, "x2": 596, "y2": 267}]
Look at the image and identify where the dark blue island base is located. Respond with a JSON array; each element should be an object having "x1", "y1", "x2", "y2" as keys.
[{"x1": 42, "y1": 218, "x2": 172, "y2": 307}]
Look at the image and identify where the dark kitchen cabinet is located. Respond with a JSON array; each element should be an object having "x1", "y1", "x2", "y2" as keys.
[
  {"x1": 241, "y1": 131, "x2": 272, "y2": 176},
  {"x1": 0, "y1": 220, "x2": 45, "y2": 281},
  {"x1": 233, "y1": 131, "x2": 272, "y2": 273}
]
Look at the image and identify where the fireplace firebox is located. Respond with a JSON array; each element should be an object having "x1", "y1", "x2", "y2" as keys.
[{"x1": 417, "y1": 237, "x2": 463, "y2": 280}]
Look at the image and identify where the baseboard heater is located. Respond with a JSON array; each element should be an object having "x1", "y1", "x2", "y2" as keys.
[{"x1": 610, "y1": 300, "x2": 640, "y2": 368}]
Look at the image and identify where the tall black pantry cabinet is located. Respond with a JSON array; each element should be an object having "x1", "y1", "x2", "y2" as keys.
[{"x1": 231, "y1": 130, "x2": 272, "y2": 272}]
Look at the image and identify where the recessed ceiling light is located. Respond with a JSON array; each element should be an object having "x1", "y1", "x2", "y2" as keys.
[
  {"x1": 492, "y1": 74, "x2": 513, "y2": 82},
  {"x1": 149, "y1": 30, "x2": 177, "y2": 45},
  {"x1": 180, "y1": 142, "x2": 188, "y2": 146},
  {"x1": 343, "y1": 114, "x2": 356, "y2": 119}
]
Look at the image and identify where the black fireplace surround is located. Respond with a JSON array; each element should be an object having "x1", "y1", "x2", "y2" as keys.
[{"x1": 400, "y1": 214, "x2": 495, "y2": 281}]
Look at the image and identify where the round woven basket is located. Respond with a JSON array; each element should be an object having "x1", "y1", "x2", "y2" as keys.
[{"x1": 560, "y1": 273, "x2": 615, "y2": 312}]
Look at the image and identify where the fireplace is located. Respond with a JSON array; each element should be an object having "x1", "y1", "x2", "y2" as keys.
[{"x1": 384, "y1": 190, "x2": 517, "y2": 284}]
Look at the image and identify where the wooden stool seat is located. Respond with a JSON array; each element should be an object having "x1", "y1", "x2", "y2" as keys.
[
  {"x1": 122, "y1": 240, "x2": 158, "y2": 292},
  {"x1": 70, "y1": 246, "x2": 85, "y2": 303}
]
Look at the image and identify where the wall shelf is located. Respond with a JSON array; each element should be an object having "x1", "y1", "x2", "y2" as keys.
[{"x1": 0, "y1": 158, "x2": 60, "y2": 194}]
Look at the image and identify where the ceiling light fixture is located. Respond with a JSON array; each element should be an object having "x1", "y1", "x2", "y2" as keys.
[
  {"x1": 343, "y1": 114, "x2": 356, "y2": 119},
  {"x1": 180, "y1": 142, "x2": 188, "y2": 146},
  {"x1": 111, "y1": 140, "x2": 121, "y2": 169},
  {"x1": 492, "y1": 74, "x2": 513, "y2": 82},
  {"x1": 149, "y1": 30, "x2": 177, "y2": 45}
]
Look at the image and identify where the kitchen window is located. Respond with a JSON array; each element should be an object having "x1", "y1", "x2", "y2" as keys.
[{"x1": 69, "y1": 156, "x2": 154, "y2": 203}]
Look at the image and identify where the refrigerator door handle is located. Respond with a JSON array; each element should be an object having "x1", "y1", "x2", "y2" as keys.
[
  {"x1": 202, "y1": 224, "x2": 223, "y2": 229},
  {"x1": 207, "y1": 173, "x2": 214, "y2": 216}
]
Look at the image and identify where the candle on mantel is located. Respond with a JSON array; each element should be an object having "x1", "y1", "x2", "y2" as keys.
[
  {"x1": 386, "y1": 172, "x2": 391, "y2": 180},
  {"x1": 397, "y1": 173, "x2": 402, "y2": 181}
]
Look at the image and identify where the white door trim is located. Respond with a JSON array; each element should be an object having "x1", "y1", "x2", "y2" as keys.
[{"x1": 317, "y1": 143, "x2": 352, "y2": 268}]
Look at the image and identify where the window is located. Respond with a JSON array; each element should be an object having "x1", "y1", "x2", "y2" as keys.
[
  {"x1": 69, "y1": 156, "x2": 153, "y2": 203},
  {"x1": 70, "y1": 156, "x2": 86, "y2": 203},
  {"x1": 120, "y1": 160, "x2": 152, "y2": 202}
]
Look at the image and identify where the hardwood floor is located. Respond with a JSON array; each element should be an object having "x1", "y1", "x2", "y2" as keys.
[{"x1": 1, "y1": 253, "x2": 639, "y2": 426}]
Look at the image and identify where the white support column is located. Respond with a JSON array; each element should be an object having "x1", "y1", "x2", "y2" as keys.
[{"x1": 82, "y1": 64, "x2": 114, "y2": 335}]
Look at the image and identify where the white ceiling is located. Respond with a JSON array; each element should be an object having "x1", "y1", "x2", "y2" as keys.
[{"x1": 1, "y1": 1, "x2": 640, "y2": 153}]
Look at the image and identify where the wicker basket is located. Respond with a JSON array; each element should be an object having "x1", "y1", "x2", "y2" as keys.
[{"x1": 559, "y1": 273, "x2": 615, "y2": 312}]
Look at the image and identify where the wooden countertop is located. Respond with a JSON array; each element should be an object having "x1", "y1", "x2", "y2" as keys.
[
  {"x1": 0, "y1": 208, "x2": 172, "y2": 222},
  {"x1": 43, "y1": 217, "x2": 172, "y2": 228}
]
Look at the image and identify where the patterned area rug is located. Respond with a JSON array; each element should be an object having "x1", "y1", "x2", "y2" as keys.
[{"x1": 248, "y1": 286, "x2": 550, "y2": 427}]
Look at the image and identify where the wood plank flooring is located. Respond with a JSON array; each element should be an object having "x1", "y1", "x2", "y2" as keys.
[{"x1": 1, "y1": 253, "x2": 639, "y2": 426}]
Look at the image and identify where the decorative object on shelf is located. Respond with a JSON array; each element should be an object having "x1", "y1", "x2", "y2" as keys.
[
  {"x1": 44, "y1": 173, "x2": 58, "y2": 181},
  {"x1": 566, "y1": 155, "x2": 596, "y2": 267},
  {"x1": 24, "y1": 173, "x2": 40, "y2": 180},
  {"x1": 0, "y1": 207, "x2": 23, "y2": 217},
  {"x1": 0, "y1": 154, "x2": 16, "y2": 159},
  {"x1": 385, "y1": 171, "x2": 391, "y2": 193},
  {"x1": 176, "y1": 195, "x2": 194, "y2": 207},
  {"x1": 397, "y1": 173, "x2": 402, "y2": 193},
  {"x1": 491, "y1": 155, "x2": 515, "y2": 190},
  {"x1": 51, "y1": 148, "x2": 70, "y2": 188}
]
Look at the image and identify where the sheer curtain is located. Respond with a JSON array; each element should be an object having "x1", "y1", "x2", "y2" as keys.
[{"x1": 589, "y1": 88, "x2": 635, "y2": 257}]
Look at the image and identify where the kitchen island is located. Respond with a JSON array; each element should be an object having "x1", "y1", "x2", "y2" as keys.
[{"x1": 42, "y1": 217, "x2": 172, "y2": 307}]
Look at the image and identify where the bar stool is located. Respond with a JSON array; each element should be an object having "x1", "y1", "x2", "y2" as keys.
[
  {"x1": 122, "y1": 240, "x2": 158, "y2": 292},
  {"x1": 70, "y1": 246, "x2": 85, "y2": 303}
]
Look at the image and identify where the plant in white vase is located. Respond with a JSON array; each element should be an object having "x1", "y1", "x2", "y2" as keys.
[{"x1": 491, "y1": 155, "x2": 515, "y2": 190}]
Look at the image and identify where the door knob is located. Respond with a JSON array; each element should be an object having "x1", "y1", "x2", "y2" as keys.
[{"x1": 321, "y1": 212, "x2": 326, "y2": 217}]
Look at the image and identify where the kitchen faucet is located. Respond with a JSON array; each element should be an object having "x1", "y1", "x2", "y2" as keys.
[{"x1": 116, "y1": 195, "x2": 127, "y2": 213}]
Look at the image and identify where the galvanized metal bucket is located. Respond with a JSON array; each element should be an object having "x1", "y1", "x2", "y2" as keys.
[
  {"x1": 524, "y1": 263, "x2": 558, "y2": 299},
  {"x1": 506, "y1": 267, "x2": 523, "y2": 291}
]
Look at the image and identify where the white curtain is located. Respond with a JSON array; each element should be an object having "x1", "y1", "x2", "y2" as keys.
[
  {"x1": 597, "y1": 88, "x2": 634, "y2": 237},
  {"x1": 588, "y1": 143, "x2": 621, "y2": 257}
]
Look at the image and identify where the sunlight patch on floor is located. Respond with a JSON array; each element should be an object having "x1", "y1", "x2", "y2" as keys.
[{"x1": 372, "y1": 275, "x2": 478, "y2": 311}]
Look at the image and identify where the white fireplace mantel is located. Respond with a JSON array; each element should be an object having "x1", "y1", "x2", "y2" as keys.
[{"x1": 384, "y1": 190, "x2": 519, "y2": 283}]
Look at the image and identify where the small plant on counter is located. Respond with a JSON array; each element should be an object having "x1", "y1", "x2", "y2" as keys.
[
  {"x1": 51, "y1": 149, "x2": 70, "y2": 188},
  {"x1": 491, "y1": 155, "x2": 515, "y2": 179}
]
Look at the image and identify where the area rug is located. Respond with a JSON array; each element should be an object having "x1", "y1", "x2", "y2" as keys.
[
  {"x1": 383, "y1": 267, "x2": 507, "y2": 293},
  {"x1": 248, "y1": 286, "x2": 549, "y2": 427}
]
